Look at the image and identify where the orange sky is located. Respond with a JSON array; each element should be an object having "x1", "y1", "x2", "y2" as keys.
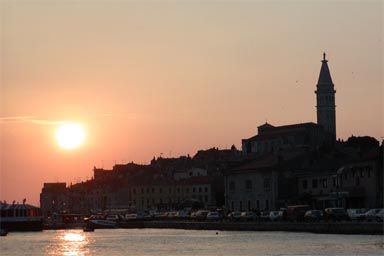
[{"x1": 1, "y1": 1, "x2": 382, "y2": 205}]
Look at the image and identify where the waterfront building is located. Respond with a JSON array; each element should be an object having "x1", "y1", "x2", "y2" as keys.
[
  {"x1": 224, "y1": 155, "x2": 279, "y2": 211},
  {"x1": 129, "y1": 176, "x2": 214, "y2": 210},
  {"x1": 297, "y1": 148, "x2": 383, "y2": 209},
  {"x1": 174, "y1": 168, "x2": 207, "y2": 181},
  {"x1": 40, "y1": 183, "x2": 68, "y2": 217}
]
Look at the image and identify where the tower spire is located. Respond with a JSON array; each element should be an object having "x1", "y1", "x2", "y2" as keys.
[{"x1": 315, "y1": 52, "x2": 336, "y2": 141}]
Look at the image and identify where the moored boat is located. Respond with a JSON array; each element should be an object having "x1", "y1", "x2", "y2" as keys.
[{"x1": 85, "y1": 215, "x2": 117, "y2": 229}]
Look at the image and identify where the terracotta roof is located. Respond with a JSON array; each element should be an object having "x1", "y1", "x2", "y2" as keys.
[
  {"x1": 245, "y1": 122, "x2": 320, "y2": 141},
  {"x1": 225, "y1": 155, "x2": 278, "y2": 174}
]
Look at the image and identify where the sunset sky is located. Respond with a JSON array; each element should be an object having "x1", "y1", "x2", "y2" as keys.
[{"x1": 1, "y1": 0, "x2": 382, "y2": 205}]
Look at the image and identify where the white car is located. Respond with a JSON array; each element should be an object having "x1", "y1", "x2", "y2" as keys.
[
  {"x1": 363, "y1": 209, "x2": 382, "y2": 222},
  {"x1": 347, "y1": 209, "x2": 366, "y2": 221},
  {"x1": 269, "y1": 211, "x2": 281, "y2": 221},
  {"x1": 206, "y1": 211, "x2": 221, "y2": 221}
]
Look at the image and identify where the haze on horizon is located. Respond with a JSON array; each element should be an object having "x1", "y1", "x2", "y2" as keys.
[{"x1": 0, "y1": 0, "x2": 382, "y2": 205}]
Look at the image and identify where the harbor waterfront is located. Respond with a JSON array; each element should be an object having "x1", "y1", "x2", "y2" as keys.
[
  {"x1": 1, "y1": 229, "x2": 383, "y2": 256},
  {"x1": 42, "y1": 220, "x2": 384, "y2": 235}
]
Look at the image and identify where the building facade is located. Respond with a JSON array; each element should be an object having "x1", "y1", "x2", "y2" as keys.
[
  {"x1": 297, "y1": 158, "x2": 382, "y2": 209},
  {"x1": 242, "y1": 122, "x2": 327, "y2": 157},
  {"x1": 224, "y1": 156, "x2": 279, "y2": 212},
  {"x1": 40, "y1": 183, "x2": 68, "y2": 217}
]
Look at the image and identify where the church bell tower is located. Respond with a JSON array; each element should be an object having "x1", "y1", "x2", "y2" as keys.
[{"x1": 315, "y1": 53, "x2": 336, "y2": 141}]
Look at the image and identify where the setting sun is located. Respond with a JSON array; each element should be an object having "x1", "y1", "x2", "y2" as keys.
[{"x1": 55, "y1": 123, "x2": 85, "y2": 150}]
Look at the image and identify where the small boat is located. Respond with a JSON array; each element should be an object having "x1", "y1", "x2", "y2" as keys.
[
  {"x1": 0, "y1": 229, "x2": 8, "y2": 236},
  {"x1": 84, "y1": 215, "x2": 117, "y2": 229}
]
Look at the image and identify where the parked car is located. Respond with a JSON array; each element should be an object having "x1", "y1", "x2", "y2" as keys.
[
  {"x1": 287, "y1": 205, "x2": 310, "y2": 222},
  {"x1": 259, "y1": 211, "x2": 270, "y2": 222},
  {"x1": 194, "y1": 210, "x2": 209, "y2": 221},
  {"x1": 375, "y1": 209, "x2": 384, "y2": 222},
  {"x1": 347, "y1": 209, "x2": 367, "y2": 221},
  {"x1": 125, "y1": 213, "x2": 138, "y2": 221},
  {"x1": 363, "y1": 209, "x2": 382, "y2": 222},
  {"x1": 240, "y1": 211, "x2": 257, "y2": 222},
  {"x1": 167, "y1": 211, "x2": 178, "y2": 219},
  {"x1": 106, "y1": 214, "x2": 124, "y2": 222},
  {"x1": 269, "y1": 211, "x2": 281, "y2": 221},
  {"x1": 206, "y1": 211, "x2": 222, "y2": 221},
  {"x1": 304, "y1": 210, "x2": 323, "y2": 222},
  {"x1": 324, "y1": 208, "x2": 349, "y2": 222},
  {"x1": 227, "y1": 211, "x2": 242, "y2": 221},
  {"x1": 175, "y1": 211, "x2": 190, "y2": 219}
]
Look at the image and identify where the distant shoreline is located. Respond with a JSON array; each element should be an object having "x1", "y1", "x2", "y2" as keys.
[{"x1": 43, "y1": 221, "x2": 383, "y2": 235}]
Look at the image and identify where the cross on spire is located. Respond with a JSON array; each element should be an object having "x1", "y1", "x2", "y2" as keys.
[{"x1": 323, "y1": 52, "x2": 326, "y2": 61}]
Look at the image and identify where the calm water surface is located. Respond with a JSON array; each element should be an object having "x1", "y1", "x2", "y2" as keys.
[{"x1": 0, "y1": 229, "x2": 383, "y2": 256}]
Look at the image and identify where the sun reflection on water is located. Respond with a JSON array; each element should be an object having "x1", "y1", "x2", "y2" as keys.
[{"x1": 47, "y1": 230, "x2": 90, "y2": 256}]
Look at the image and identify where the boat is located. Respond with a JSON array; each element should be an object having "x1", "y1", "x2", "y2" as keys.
[
  {"x1": 0, "y1": 203, "x2": 43, "y2": 231},
  {"x1": 84, "y1": 215, "x2": 117, "y2": 229}
]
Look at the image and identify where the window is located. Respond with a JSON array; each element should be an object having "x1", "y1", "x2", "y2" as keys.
[
  {"x1": 248, "y1": 200, "x2": 251, "y2": 211},
  {"x1": 265, "y1": 200, "x2": 269, "y2": 210},
  {"x1": 198, "y1": 187, "x2": 202, "y2": 193},
  {"x1": 263, "y1": 178, "x2": 271, "y2": 192},
  {"x1": 193, "y1": 187, "x2": 196, "y2": 193},
  {"x1": 312, "y1": 179, "x2": 318, "y2": 189},
  {"x1": 368, "y1": 168, "x2": 371, "y2": 177},
  {"x1": 360, "y1": 169, "x2": 364, "y2": 178},
  {"x1": 302, "y1": 180, "x2": 308, "y2": 189},
  {"x1": 231, "y1": 201, "x2": 234, "y2": 211},
  {"x1": 322, "y1": 178, "x2": 327, "y2": 188},
  {"x1": 204, "y1": 187, "x2": 208, "y2": 193},
  {"x1": 333, "y1": 177, "x2": 336, "y2": 187},
  {"x1": 239, "y1": 201, "x2": 243, "y2": 211},
  {"x1": 245, "y1": 180, "x2": 252, "y2": 191},
  {"x1": 229, "y1": 181, "x2": 235, "y2": 192},
  {"x1": 256, "y1": 200, "x2": 260, "y2": 210}
]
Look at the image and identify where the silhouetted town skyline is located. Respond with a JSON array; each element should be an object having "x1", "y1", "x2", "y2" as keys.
[{"x1": 40, "y1": 54, "x2": 383, "y2": 217}]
